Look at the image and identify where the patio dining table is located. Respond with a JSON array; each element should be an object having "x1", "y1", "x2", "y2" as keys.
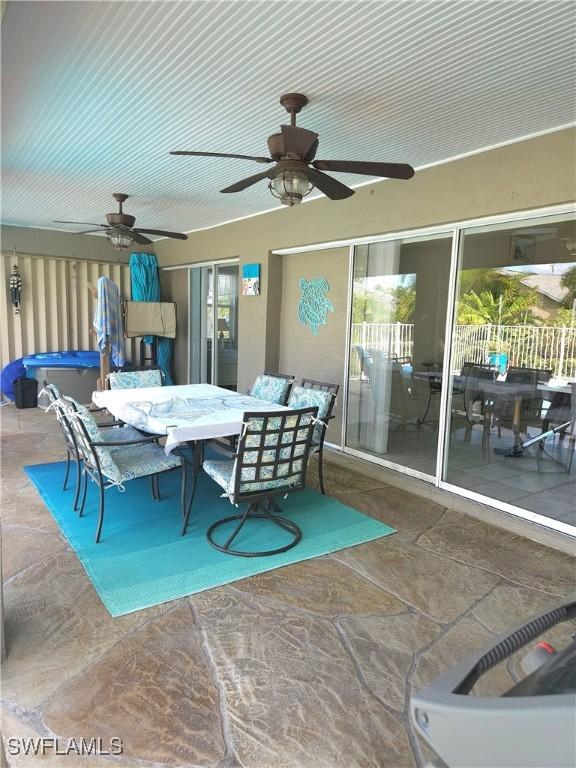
[
  {"x1": 92, "y1": 383, "x2": 289, "y2": 453},
  {"x1": 480, "y1": 379, "x2": 573, "y2": 448},
  {"x1": 92, "y1": 383, "x2": 290, "y2": 533}
]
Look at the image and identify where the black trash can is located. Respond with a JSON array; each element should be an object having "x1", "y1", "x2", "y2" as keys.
[{"x1": 13, "y1": 376, "x2": 38, "y2": 409}]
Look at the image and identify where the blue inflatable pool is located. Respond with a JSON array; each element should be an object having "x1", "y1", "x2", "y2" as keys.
[
  {"x1": 22, "y1": 351, "x2": 101, "y2": 370},
  {"x1": 1, "y1": 351, "x2": 101, "y2": 401}
]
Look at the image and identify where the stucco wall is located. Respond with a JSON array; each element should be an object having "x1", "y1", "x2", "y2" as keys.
[
  {"x1": 279, "y1": 247, "x2": 349, "y2": 442},
  {"x1": 154, "y1": 128, "x2": 576, "y2": 390}
]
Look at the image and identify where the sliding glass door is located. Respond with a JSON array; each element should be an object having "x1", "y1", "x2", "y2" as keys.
[
  {"x1": 345, "y1": 234, "x2": 452, "y2": 477},
  {"x1": 442, "y1": 216, "x2": 576, "y2": 528},
  {"x1": 343, "y1": 210, "x2": 575, "y2": 534},
  {"x1": 189, "y1": 261, "x2": 239, "y2": 390}
]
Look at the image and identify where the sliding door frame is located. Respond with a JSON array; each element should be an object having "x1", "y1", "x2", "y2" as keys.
[{"x1": 189, "y1": 258, "x2": 239, "y2": 387}]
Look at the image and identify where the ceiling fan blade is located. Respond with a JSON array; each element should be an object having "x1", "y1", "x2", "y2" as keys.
[
  {"x1": 220, "y1": 169, "x2": 274, "y2": 193},
  {"x1": 280, "y1": 125, "x2": 319, "y2": 159},
  {"x1": 130, "y1": 232, "x2": 153, "y2": 245},
  {"x1": 134, "y1": 229, "x2": 188, "y2": 240},
  {"x1": 305, "y1": 168, "x2": 354, "y2": 200},
  {"x1": 115, "y1": 225, "x2": 152, "y2": 245},
  {"x1": 312, "y1": 160, "x2": 415, "y2": 179},
  {"x1": 53, "y1": 220, "x2": 106, "y2": 227},
  {"x1": 74, "y1": 229, "x2": 107, "y2": 234},
  {"x1": 170, "y1": 150, "x2": 273, "y2": 164}
]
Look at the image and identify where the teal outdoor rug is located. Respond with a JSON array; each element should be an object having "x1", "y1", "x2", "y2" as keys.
[{"x1": 25, "y1": 461, "x2": 395, "y2": 617}]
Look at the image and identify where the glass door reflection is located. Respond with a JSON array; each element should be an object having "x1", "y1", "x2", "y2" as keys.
[
  {"x1": 443, "y1": 216, "x2": 576, "y2": 527},
  {"x1": 214, "y1": 264, "x2": 239, "y2": 391},
  {"x1": 345, "y1": 235, "x2": 452, "y2": 476}
]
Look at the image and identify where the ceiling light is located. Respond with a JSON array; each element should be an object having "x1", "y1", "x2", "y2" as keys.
[
  {"x1": 269, "y1": 170, "x2": 313, "y2": 207},
  {"x1": 106, "y1": 230, "x2": 134, "y2": 251}
]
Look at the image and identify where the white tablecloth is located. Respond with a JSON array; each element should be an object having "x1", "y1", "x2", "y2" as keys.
[{"x1": 92, "y1": 383, "x2": 289, "y2": 453}]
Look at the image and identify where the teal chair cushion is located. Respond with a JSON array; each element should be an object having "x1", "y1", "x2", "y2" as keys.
[
  {"x1": 250, "y1": 374, "x2": 291, "y2": 405},
  {"x1": 287, "y1": 386, "x2": 333, "y2": 446},
  {"x1": 108, "y1": 369, "x2": 163, "y2": 390},
  {"x1": 204, "y1": 456, "x2": 305, "y2": 496},
  {"x1": 60, "y1": 397, "x2": 180, "y2": 485}
]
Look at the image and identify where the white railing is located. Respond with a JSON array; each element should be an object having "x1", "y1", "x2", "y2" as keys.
[{"x1": 350, "y1": 322, "x2": 576, "y2": 381}]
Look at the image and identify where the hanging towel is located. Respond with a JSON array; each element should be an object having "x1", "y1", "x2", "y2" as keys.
[{"x1": 94, "y1": 275, "x2": 124, "y2": 367}]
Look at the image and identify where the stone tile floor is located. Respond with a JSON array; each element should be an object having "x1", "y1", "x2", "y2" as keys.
[{"x1": 1, "y1": 405, "x2": 575, "y2": 768}]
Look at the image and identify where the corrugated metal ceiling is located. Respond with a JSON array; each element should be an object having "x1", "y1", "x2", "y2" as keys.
[{"x1": 2, "y1": 0, "x2": 575, "y2": 237}]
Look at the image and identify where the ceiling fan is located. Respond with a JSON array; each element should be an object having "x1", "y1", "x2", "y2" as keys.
[
  {"x1": 54, "y1": 193, "x2": 188, "y2": 250},
  {"x1": 170, "y1": 93, "x2": 415, "y2": 207}
]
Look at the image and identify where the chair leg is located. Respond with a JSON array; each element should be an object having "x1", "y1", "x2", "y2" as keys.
[
  {"x1": 180, "y1": 472, "x2": 198, "y2": 536},
  {"x1": 78, "y1": 469, "x2": 88, "y2": 517},
  {"x1": 154, "y1": 473, "x2": 161, "y2": 501},
  {"x1": 95, "y1": 481, "x2": 105, "y2": 543},
  {"x1": 206, "y1": 498, "x2": 302, "y2": 557},
  {"x1": 73, "y1": 457, "x2": 83, "y2": 511},
  {"x1": 62, "y1": 450, "x2": 71, "y2": 490},
  {"x1": 149, "y1": 475, "x2": 157, "y2": 501},
  {"x1": 567, "y1": 438, "x2": 575, "y2": 475},
  {"x1": 222, "y1": 503, "x2": 254, "y2": 549},
  {"x1": 317, "y1": 444, "x2": 326, "y2": 495}
]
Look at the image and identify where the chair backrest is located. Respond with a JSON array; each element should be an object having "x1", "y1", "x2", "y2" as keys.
[
  {"x1": 45, "y1": 388, "x2": 78, "y2": 456},
  {"x1": 232, "y1": 407, "x2": 318, "y2": 502},
  {"x1": 300, "y1": 378, "x2": 340, "y2": 397},
  {"x1": 41, "y1": 383, "x2": 62, "y2": 404},
  {"x1": 506, "y1": 366, "x2": 552, "y2": 385},
  {"x1": 354, "y1": 345, "x2": 373, "y2": 379},
  {"x1": 249, "y1": 372, "x2": 294, "y2": 405},
  {"x1": 108, "y1": 368, "x2": 163, "y2": 390},
  {"x1": 289, "y1": 385, "x2": 336, "y2": 445},
  {"x1": 57, "y1": 398, "x2": 120, "y2": 482}
]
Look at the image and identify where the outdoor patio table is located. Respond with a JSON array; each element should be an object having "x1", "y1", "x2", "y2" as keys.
[
  {"x1": 92, "y1": 383, "x2": 289, "y2": 453},
  {"x1": 480, "y1": 380, "x2": 572, "y2": 448},
  {"x1": 92, "y1": 384, "x2": 290, "y2": 533}
]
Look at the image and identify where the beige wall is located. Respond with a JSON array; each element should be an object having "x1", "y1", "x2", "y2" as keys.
[
  {"x1": 279, "y1": 248, "x2": 349, "y2": 442},
  {"x1": 154, "y1": 128, "x2": 576, "y2": 391},
  {"x1": 0, "y1": 225, "x2": 142, "y2": 262}
]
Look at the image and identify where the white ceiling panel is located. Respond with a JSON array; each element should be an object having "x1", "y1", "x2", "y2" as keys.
[{"x1": 1, "y1": 0, "x2": 575, "y2": 236}]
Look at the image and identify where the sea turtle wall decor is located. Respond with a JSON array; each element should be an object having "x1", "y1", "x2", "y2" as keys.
[{"x1": 298, "y1": 277, "x2": 334, "y2": 335}]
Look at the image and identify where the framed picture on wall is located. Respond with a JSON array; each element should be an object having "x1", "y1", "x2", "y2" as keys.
[{"x1": 242, "y1": 263, "x2": 260, "y2": 295}]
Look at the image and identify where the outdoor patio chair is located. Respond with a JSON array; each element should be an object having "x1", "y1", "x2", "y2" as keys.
[
  {"x1": 288, "y1": 379, "x2": 339, "y2": 494},
  {"x1": 107, "y1": 368, "x2": 163, "y2": 389},
  {"x1": 540, "y1": 382, "x2": 576, "y2": 473},
  {"x1": 41, "y1": 385, "x2": 134, "y2": 509},
  {"x1": 249, "y1": 371, "x2": 294, "y2": 405},
  {"x1": 197, "y1": 406, "x2": 319, "y2": 556},
  {"x1": 58, "y1": 398, "x2": 181, "y2": 543},
  {"x1": 495, "y1": 367, "x2": 553, "y2": 439}
]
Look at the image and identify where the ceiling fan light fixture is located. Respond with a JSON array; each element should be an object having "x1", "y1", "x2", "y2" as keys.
[
  {"x1": 269, "y1": 170, "x2": 313, "y2": 206},
  {"x1": 106, "y1": 230, "x2": 134, "y2": 251}
]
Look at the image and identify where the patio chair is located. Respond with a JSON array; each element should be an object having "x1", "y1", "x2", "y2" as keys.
[
  {"x1": 41, "y1": 384, "x2": 81, "y2": 496},
  {"x1": 495, "y1": 367, "x2": 553, "y2": 439},
  {"x1": 249, "y1": 371, "x2": 294, "y2": 405},
  {"x1": 197, "y1": 406, "x2": 319, "y2": 556},
  {"x1": 288, "y1": 379, "x2": 339, "y2": 494},
  {"x1": 540, "y1": 382, "x2": 576, "y2": 473},
  {"x1": 58, "y1": 399, "x2": 181, "y2": 542},
  {"x1": 107, "y1": 368, "x2": 163, "y2": 389}
]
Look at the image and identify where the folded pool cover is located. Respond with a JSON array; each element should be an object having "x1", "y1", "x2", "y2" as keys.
[{"x1": 22, "y1": 350, "x2": 101, "y2": 369}]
